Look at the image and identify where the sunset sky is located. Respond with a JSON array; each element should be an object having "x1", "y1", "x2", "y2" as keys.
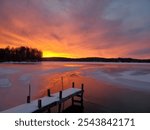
[{"x1": 0, "y1": 0, "x2": 150, "y2": 58}]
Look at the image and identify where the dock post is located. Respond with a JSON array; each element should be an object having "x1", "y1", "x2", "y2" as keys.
[
  {"x1": 27, "y1": 84, "x2": 31, "y2": 103},
  {"x1": 38, "y1": 99, "x2": 42, "y2": 109},
  {"x1": 72, "y1": 82, "x2": 75, "y2": 88},
  {"x1": 27, "y1": 96, "x2": 30, "y2": 103},
  {"x1": 47, "y1": 89, "x2": 51, "y2": 97},
  {"x1": 59, "y1": 91, "x2": 62, "y2": 99},
  {"x1": 72, "y1": 82, "x2": 75, "y2": 105},
  {"x1": 81, "y1": 84, "x2": 84, "y2": 92},
  {"x1": 81, "y1": 84, "x2": 84, "y2": 108},
  {"x1": 58, "y1": 91, "x2": 62, "y2": 112}
]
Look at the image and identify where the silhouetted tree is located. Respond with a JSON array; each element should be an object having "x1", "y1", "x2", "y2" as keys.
[{"x1": 0, "y1": 46, "x2": 42, "y2": 62}]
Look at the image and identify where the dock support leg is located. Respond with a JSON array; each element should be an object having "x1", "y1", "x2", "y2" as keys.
[
  {"x1": 72, "y1": 97, "x2": 74, "y2": 106},
  {"x1": 58, "y1": 91, "x2": 62, "y2": 113},
  {"x1": 48, "y1": 107, "x2": 51, "y2": 113},
  {"x1": 72, "y1": 82, "x2": 75, "y2": 106},
  {"x1": 58, "y1": 104, "x2": 61, "y2": 113},
  {"x1": 47, "y1": 89, "x2": 51, "y2": 112},
  {"x1": 81, "y1": 84, "x2": 84, "y2": 108}
]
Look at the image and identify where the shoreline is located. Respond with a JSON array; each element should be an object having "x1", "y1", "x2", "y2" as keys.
[{"x1": 0, "y1": 61, "x2": 150, "y2": 64}]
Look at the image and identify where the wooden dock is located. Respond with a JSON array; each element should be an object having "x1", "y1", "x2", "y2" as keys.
[{"x1": 2, "y1": 83, "x2": 84, "y2": 113}]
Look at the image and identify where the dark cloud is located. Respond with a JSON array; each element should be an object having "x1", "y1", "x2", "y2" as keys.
[
  {"x1": 129, "y1": 48, "x2": 150, "y2": 57},
  {"x1": 51, "y1": 33, "x2": 63, "y2": 42}
]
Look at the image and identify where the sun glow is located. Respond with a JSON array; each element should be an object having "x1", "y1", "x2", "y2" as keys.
[{"x1": 43, "y1": 51, "x2": 73, "y2": 58}]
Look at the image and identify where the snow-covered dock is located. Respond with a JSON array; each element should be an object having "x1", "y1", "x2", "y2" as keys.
[{"x1": 2, "y1": 84, "x2": 84, "y2": 113}]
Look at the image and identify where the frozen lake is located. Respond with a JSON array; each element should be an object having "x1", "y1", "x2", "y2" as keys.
[{"x1": 0, "y1": 62, "x2": 150, "y2": 112}]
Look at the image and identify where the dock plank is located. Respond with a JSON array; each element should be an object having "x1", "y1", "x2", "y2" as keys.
[{"x1": 52, "y1": 88, "x2": 82, "y2": 98}]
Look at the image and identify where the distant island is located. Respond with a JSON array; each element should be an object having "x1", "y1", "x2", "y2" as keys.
[{"x1": 42, "y1": 57, "x2": 150, "y2": 63}]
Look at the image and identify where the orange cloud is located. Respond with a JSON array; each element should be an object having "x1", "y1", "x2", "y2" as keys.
[{"x1": 0, "y1": 0, "x2": 150, "y2": 58}]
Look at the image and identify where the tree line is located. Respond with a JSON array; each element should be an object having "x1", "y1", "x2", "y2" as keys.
[
  {"x1": 43, "y1": 57, "x2": 150, "y2": 63},
  {"x1": 0, "y1": 46, "x2": 42, "y2": 62}
]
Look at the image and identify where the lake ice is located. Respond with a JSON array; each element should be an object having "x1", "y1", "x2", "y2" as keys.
[{"x1": 0, "y1": 62, "x2": 150, "y2": 112}]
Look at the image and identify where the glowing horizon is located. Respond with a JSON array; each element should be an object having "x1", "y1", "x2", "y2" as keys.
[
  {"x1": 0, "y1": 0, "x2": 150, "y2": 59},
  {"x1": 43, "y1": 51, "x2": 73, "y2": 58}
]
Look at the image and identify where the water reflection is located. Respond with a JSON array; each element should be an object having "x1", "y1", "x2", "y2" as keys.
[{"x1": 0, "y1": 62, "x2": 150, "y2": 112}]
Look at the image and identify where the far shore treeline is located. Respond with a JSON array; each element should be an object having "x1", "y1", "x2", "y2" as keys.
[
  {"x1": 0, "y1": 46, "x2": 150, "y2": 63},
  {"x1": 0, "y1": 46, "x2": 42, "y2": 62},
  {"x1": 42, "y1": 57, "x2": 150, "y2": 63}
]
